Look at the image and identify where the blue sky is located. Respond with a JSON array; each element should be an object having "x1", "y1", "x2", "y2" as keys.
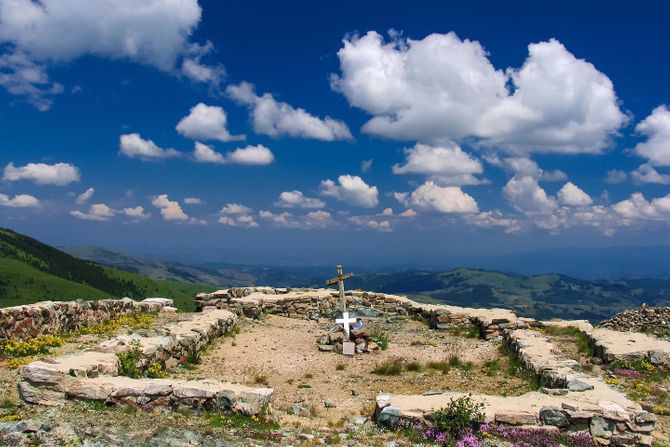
[{"x1": 0, "y1": 0, "x2": 669, "y2": 267}]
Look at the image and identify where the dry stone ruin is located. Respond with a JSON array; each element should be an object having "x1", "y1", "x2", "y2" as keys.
[{"x1": 2, "y1": 288, "x2": 669, "y2": 446}]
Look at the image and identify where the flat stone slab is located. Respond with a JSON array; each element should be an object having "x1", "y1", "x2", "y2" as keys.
[
  {"x1": 19, "y1": 351, "x2": 118, "y2": 385},
  {"x1": 590, "y1": 328, "x2": 670, "y2": 362}
]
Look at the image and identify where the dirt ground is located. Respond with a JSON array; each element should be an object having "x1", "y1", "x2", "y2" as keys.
[{"x1": 174, "y1": 315, "x2": 536, "y2": 426}]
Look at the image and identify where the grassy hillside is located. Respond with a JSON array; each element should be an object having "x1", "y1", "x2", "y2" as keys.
[
  {"x1": 348, "y1": 268, "x2": 667, "y2": 322},
  {"x1": 0, "y1": 228, "x2": 214, "y2": 311}
]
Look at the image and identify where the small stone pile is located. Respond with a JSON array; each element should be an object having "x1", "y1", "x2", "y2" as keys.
[
  {"x1": 317, "y1": 323, "x2": 380, "y2": 354},
  {"x1": 599, "y1": 305, "x2": 670, "y2": 335}
]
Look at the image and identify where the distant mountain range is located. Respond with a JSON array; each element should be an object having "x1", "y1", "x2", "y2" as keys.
[
  {"x1": 347, "y1": 269, "x2": 670, "y2": 322},
  {"x1": 63, "y1": 246, "x2": 336, "y2": 288},
  {"x1": 1, "y1": 228, "x2": 668, "y2": 322},
  {"x1": 66, "y1": 243, "x2": 670, "y2": 322}
]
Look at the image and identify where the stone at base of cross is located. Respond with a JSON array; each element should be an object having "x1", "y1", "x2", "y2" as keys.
[{"x1": 335, "y1": 311, "x2": 357, "y2": 340}]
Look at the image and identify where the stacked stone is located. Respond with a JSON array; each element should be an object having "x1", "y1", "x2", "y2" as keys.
[
  {"x1": 195, "y1": 287, "x2": 526, "y2": 340},
  {"x1": 317, "y1": 324, "x2": 381, "y2": 354},
  {"x1": 0, "y1": 298, "x2": 164, "y2": 341},
  {"x1": 599, "y1": 305, "x2": 670, "y2": 335},
  {"x1": 15, "y1": 308, "x2": 272, "y2": 416}
]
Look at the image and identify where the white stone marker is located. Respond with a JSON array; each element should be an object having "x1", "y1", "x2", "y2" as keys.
[{"x1": 342, "y1": 341, "x2": 355, "y2": 356}]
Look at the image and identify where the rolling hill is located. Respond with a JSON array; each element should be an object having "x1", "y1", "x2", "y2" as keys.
[
  {"x1": 64, "y1": 246, "x2": 336, "y2": 288},
  {"x1": 0, "y1": 228, "x2": 215, "y2": 310},
  {"x1": 348, "y1": 268, "x2": 670, "y2": 322}
]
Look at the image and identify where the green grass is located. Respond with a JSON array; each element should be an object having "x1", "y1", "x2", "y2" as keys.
[{"x1": 541, "y1": 325, "x2": 595, "y2": 357}]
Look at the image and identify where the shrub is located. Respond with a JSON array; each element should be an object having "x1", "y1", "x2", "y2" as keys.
[
  {"x1": 254, "y1": 374, "x2": 269, "y2": 386},
  {"x1": 117, "y1": 344, "x2": 142, "y2": 378},
  {"x1": 427, "y1": 361, "x2": 451, "y2": 374},
  {"x1": 0, "y1": 334, "x2": 64, "y2": 358},
  {"x1": 483, "y1": 359, "x2": 500, "y2": 375},
  {"x1": 335, "y1": 362, "x2": 346, "y2": 371},
  {"x1": 406, "y1": 361, "x2": 423, "y2": 372},
  {"x1": 372, "y1": 358, "x2": 404, "y2": 375},
  {"x1": 78, "y1": 313, "x2": 156, "y2": 336},
  {"x1": 431, "y1": 395, "x2": 485, "y2": 439},
  {"x1": 370, "y1": 327, "x2": 390, "y2": 350},
  {"x1": 146, "y1": 361, "x2": 166, "y2": 378},
  {"x1": 448, "y1": 355, "x2": 462, "y2": 367}
]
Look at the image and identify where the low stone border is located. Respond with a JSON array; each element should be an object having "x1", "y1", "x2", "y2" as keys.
[
  {"x1": 17, "y1": 308, "x2": 274, "y2": 416},
  {"x1": 504, "y1": 329, "x2": 594, "y2": 391},
  {"x1": 0, "y1": 297, "x2": 168, "y2": 341},
  {"x1": 375, "y1": 390, "x2": 655, "y2": 446},
  {"x1": 195, "y1": 287, "x2": 528, "y2": 339},
  {"x1": 541, "y1": 320, "x2": 670, "y2": 370},
  {"x1": 588, "y1": 328, "x2": 670, "y2": 369},
  {"x1": 64, "y1": 377, "x2": 272, "y2": 416},
  {"x1": 372, "y1": 326, "x2": 657, "y2": 446}
]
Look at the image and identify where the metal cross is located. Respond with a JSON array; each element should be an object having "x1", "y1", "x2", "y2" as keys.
[{"x1": 326, "y1": 264, "x2": 354, "y2": 314}]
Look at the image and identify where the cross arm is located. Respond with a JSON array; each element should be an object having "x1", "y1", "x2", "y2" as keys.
[{"x1": 326, "y1": 272, "x2": 353, "y2": 286}]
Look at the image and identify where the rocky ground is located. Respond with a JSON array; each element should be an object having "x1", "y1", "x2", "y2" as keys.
[{"x1": 172, "y1": 315, "x2": 537, "y2": 426}]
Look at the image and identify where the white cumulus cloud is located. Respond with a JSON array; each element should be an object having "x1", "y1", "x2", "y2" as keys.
[
  {"x1": 119, "y1": 133, "x2": 181, "y2": 160},
  {"x1": 632, "y1": 105, "x2": 670, "y2": 166},
  {"x1": 320, "y1": 175, "x2": 379, "y2": 208},
  {"x1": 192, "y1": 142, "x2": 274, "y2": 165},
  {"x1": 557, "y1": 182, "x2": 593, "y2": 207},
  {"x1": 3, "y1": 161, "x2": 80, "y2": 185},
  {"x1": 612, "y1": 192, "x2": 670, "y2": 221},
  {"x1": 0, "y1": 0, "x2": 209, "y2": 109},
  {"x1": 123, "y1": 206, "x2": 150, "y2": 219},
  {"x1": 503, "y1": 176, "x2": 557, "y2": 212},
  {"x1": 333, "y1": 31, "x2": 626, "y2": 154},
  {"x1": 631, "y1": 164, "x2": 670, "y2": 185},
  {"x1": 227, "y1": 81, "x2": 352, "y2": 141},
  {"x1": 392, "y1": 142, "x2": 485, "y2": 186},
  {"x1": 70, "y1": 203, "x2": 115, "y2": 221},
  {"x1": 274, "y1": 190, "x2": 325, "y2": 209},
  {"x1": 75, "y1": 187, "x2": 94, "y2": 204},
  {"x1": 176, "y1": 103, "x2": 244, "y2": 142},
  {"x1": 0, "y1": 193, "x2": 40, "y2": 208},
  {"x1": 395, "y1": 181, "x2": 478, "y2": 214},
  {"x1": 151, "y1": 194, "x2": 188, "y2": 221},
  {"x1": 226, "y1": 144, "x2": 274, "y2": 165}
]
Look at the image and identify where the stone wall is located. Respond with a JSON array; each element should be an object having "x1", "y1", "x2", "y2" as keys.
[
  {"x1": 0, "y1": 298, "x2": 168, "y2": 341},
  {"x1": 17, "y1": 308, "x2": 272, "y2": 416},
  {"x1": 376, "y1": 327, "x2": 657, "y2": 446},
  {"x1": 195, "y1": 287, "x2": 527, "y2": 340}
]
